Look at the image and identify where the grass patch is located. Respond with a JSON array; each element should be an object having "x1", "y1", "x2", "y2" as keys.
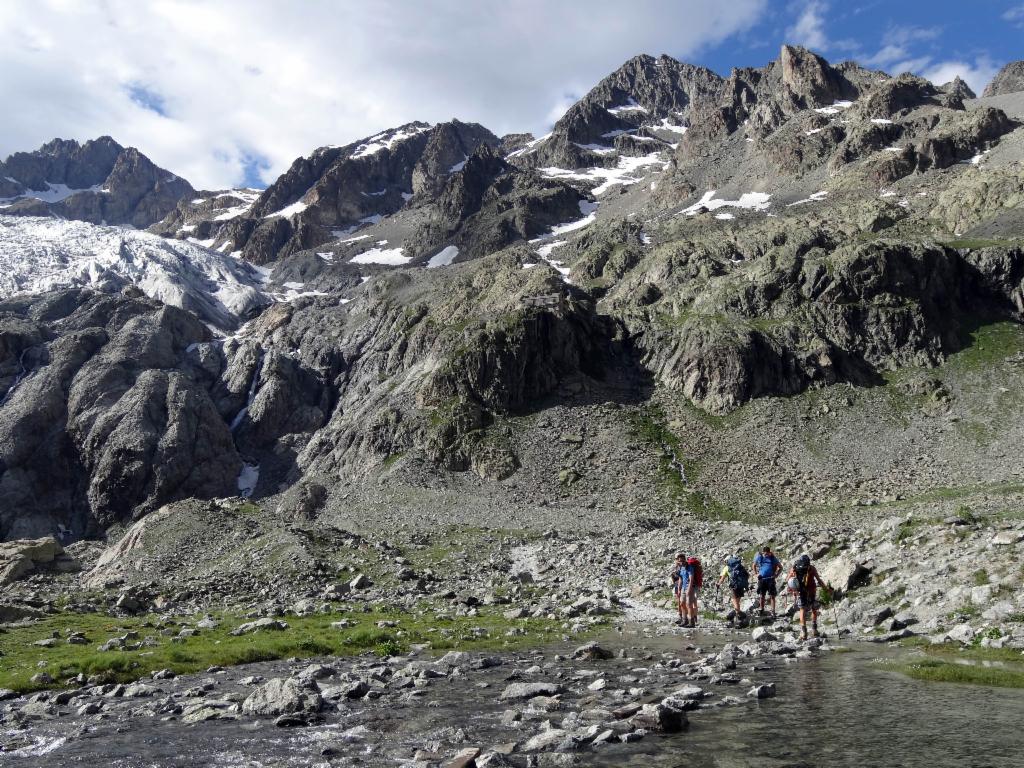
[
  {"x1": 947, "y1": 321, "x2": 1024, "y2": 373},
  {"x1": 971, "y1": 569, "x2": 990, "y2": 586},
  {"x1": 889, "y1": 639, "x2": 1024, "y2": 688},
  {"x1": 0, "y1": 605, "x2": 580, "y2": 695},
  {"x1": 625, "y1": 406, "x2": 754, "y2": 522}
]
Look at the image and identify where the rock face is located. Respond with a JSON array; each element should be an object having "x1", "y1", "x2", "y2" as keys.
[
  {"x1": 0, "y1": 287, "x2": 333, "y2": 540},
  {"x1": 0, "y1": 137, "x2": 193, "y2": 227},
  {"x1": 983, "y1": 61, "x2": 1024, "y2": 97},
  {"x1": 0, "y1": 291, "x2": 236, "y2": 539},
  {"x1": 404, "y1": 144, "x2": 589, "y2": 262}
]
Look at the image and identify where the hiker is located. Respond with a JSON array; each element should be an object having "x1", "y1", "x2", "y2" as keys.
[
  {"x1": 670, "y1": 552, "x2": 686, "y2": 625},
  {"x1": 682, "y1": 555, "x2": 703, "y2": 627},
  {"x1": 789, "y1": 554, "x2": 829, "y2": 639},
  {"x1": 717, "y1": 555, "x2": 750, "y2": 625},
  {"x1": 752, "y1": 545, "x2": 783, "y2": 616}
]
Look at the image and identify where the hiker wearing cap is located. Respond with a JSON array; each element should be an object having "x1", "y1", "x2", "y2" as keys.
[
  {"x1": 789, "y1": 554, "x2": 829, "y2": 640},
  {"x1": 670, "y1": 552, "x2": 686, "y2": 625},
  {"x1": 752, "y1": 545, "x2": 782, "y2": 616},
  {"x1": 717, "y1": 555, "x2": 750, "y2": 625}
]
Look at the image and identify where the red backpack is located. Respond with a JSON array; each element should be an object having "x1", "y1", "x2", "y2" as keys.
[{"x1": 687, "y1": 557, "x2": 703, "y2": 589}]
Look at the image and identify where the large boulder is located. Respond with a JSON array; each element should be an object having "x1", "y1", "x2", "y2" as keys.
[
  {"x1": 0, "y1": 537, "x2": 79, "y2": 585},
  {"x1": 816, "y1": 554, "x2": 871, "y2": 591},
  {"x1": 241, "y1": 677, "x2": 323, "y2": 717}
]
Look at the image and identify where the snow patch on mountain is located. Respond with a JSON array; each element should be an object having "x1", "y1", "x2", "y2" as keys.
[
  {"x1": 426, "y1": 245, "x2": 459, "y2": 268},
  {"x1": 540, "y1": 151, "x2": 668, "y2": 195},
  {"x1": 350, "y1": 243, "x2": 410, "y2": 265},
  {"x1": 0, "y1": 215, "x2": 269, "y2": 330},
  {"x1": 0, "y1": 182, "x2": 108, "y2": 206},
  {"x1": 681, "y1": 191, "x2": 772, "y2": 216},
  {"x1": 351, "y1": 124, "x2": 433, "y2": 159}
]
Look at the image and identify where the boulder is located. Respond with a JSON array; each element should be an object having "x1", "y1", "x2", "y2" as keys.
[
  {"x1": 629, "y1": 701, "x2": 687, "y2": 733},
  {"x1": 751, "y1": 626, "x2": 778, "y2": 643},
  {"x1": 816, "y1": 555, "x2": 871, "y2": 591},
  {"x1": 747, "y1": 683, "x2": 776, "y2": 699},
  {"x1": 0, "y1": 538, "x2": 73, "y2": 585},
  {"x1": 230, "y1": 618, "x2": 289, "y2": 636},
  {"x1": 498, "y1": 682, "x2": 562, "y2": 701},
  {"x1": 241, "y1": 677, "x2": 323, "y2": 717},
  {"x1": 572, "y1": 641, "x2": 613, "y2": 661}
]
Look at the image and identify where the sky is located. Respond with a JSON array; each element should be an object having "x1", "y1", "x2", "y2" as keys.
[{"x1": 1, "y1": 0, "x2": 1021, "y2": 190}]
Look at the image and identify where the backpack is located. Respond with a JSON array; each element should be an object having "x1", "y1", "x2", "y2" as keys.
[
  {"x1": 686, "y1": 557, "x2": 703, "y2": 589},
  {"x1": 727, "y1": 556, "x2": 749, "y2": 593},
  {"x1": 793, "y1": 556, "x2": 812, "y2": 589}
]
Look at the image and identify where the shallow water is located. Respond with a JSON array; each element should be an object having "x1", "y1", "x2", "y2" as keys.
[
  {"x1": 4, "y1": 637, "x2": 1023, "y2": 767},
  {"x1": 594, "y1": 647, "x2": 1024, "y2": 768}
]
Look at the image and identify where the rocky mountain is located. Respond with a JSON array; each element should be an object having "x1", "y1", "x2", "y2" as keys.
[
  {"x1": 212, "y1": 120, "x2": 500, "y2": 264},
  {"x1": 0, "y1": 42, "x2": 1023, "y2": 569},
  {"x1": 0, "y1": 137, "x2": 193, "y2": 227},
  {"x1": 983, "y1": 60, "x2": 1024, "y2": 97}
]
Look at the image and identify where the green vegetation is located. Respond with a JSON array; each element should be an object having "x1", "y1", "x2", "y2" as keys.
[
  {"x1": 889, "y1": 639, "x2": 1024, "y2": 688},
  {"x1": 0, "y1": 606, "x2": 579, "y2": 695},
  {"x1": 971, "y1": 569, "x2": 990, "y2": 586},
  {"x1": 625, "y1": 405, "x2": 754, "y2": 522},
  {"x1": 947, "y1": 321, "x2": 1024, "y2": 373}
]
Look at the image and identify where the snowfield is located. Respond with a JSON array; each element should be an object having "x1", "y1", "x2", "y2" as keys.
[{"x1": 0, "y1": 215, "x2": 269, "y2": 330}]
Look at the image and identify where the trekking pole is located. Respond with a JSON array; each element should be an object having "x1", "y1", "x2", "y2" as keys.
[{"x1": 828, "y1": 585, "x2": 841, "y2": 640}]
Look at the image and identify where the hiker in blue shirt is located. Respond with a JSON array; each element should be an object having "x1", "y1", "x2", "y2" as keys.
[{"x1": 752, "y1": 545, "x2": 782, "y2": 616}]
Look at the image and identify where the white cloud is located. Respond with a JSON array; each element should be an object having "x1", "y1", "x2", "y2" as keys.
[
  {"x1": 787, "y1": 1, "x2": 828, "y2": 50},
  {"x1": 921, "y1": 58, "x2": 1000, "y2": 95},
  {"x1": 0, "y1": 0, "x2": 767, "y2": 189},
  {"x1": 1004, "y1": 4, "x2": 1024, "y2": 27}
]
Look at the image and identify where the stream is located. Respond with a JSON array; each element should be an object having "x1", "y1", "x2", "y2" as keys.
[{"x1": 3, "y1": 628, "x2": 1022, "y2": 768}]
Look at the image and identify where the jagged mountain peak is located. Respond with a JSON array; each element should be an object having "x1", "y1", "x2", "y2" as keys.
[{"x1": 0, "y1": 135, "x2": 193, "y2": 227}]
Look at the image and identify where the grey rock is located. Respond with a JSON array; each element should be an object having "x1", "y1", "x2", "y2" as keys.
[
  {"x1": 499, "y1": 682, "x2": 563, "y2": 701},
  {"x1": 241, "y1": 677, "x2": 323, "y2": 717}
]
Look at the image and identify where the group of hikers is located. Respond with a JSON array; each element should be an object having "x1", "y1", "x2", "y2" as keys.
[{"x1": 670, "y1": 546, "x2": 831, "y2": 640}]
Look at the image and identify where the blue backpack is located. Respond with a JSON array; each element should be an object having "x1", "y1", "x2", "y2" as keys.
[{"x1": 727, "y1": 556, "x2": 749, "y2": 592}]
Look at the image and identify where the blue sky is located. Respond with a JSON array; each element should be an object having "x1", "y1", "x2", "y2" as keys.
[{"x1": 0, "y1": 1, "x2": 1020, "y2": 189}]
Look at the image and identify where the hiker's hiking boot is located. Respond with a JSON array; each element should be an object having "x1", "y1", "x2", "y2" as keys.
[
  {"x1": 812, "y1": 625, "x2": 820, "y2": 638},
  {"x1": 800, "y1": 629, "x2": 809, "y2": 641}
]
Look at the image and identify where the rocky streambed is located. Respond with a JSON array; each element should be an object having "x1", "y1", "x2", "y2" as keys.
[
  {"x1": 6, "y1": 613, "x2": 1021, "y2": 768},
  {"x1": 0, "y1": 616, "x2": 835, "y2": 767}
]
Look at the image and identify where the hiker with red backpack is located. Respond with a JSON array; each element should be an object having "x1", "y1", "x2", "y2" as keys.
[{"x1": 789, "y1": 554, "x2": 829, "y2": 640}]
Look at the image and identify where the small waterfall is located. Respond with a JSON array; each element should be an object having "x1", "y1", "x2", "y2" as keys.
[{"x1": 229, "y1": 351, "x2": 264, "y2": 432}]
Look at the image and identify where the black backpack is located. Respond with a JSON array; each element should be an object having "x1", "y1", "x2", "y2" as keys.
[
  {"x1": 793, "y1": 556, "x2": 811, "y2": 588},
  {"x1": 727, "y1": 556, "x2": 749, "y2": 593}
]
